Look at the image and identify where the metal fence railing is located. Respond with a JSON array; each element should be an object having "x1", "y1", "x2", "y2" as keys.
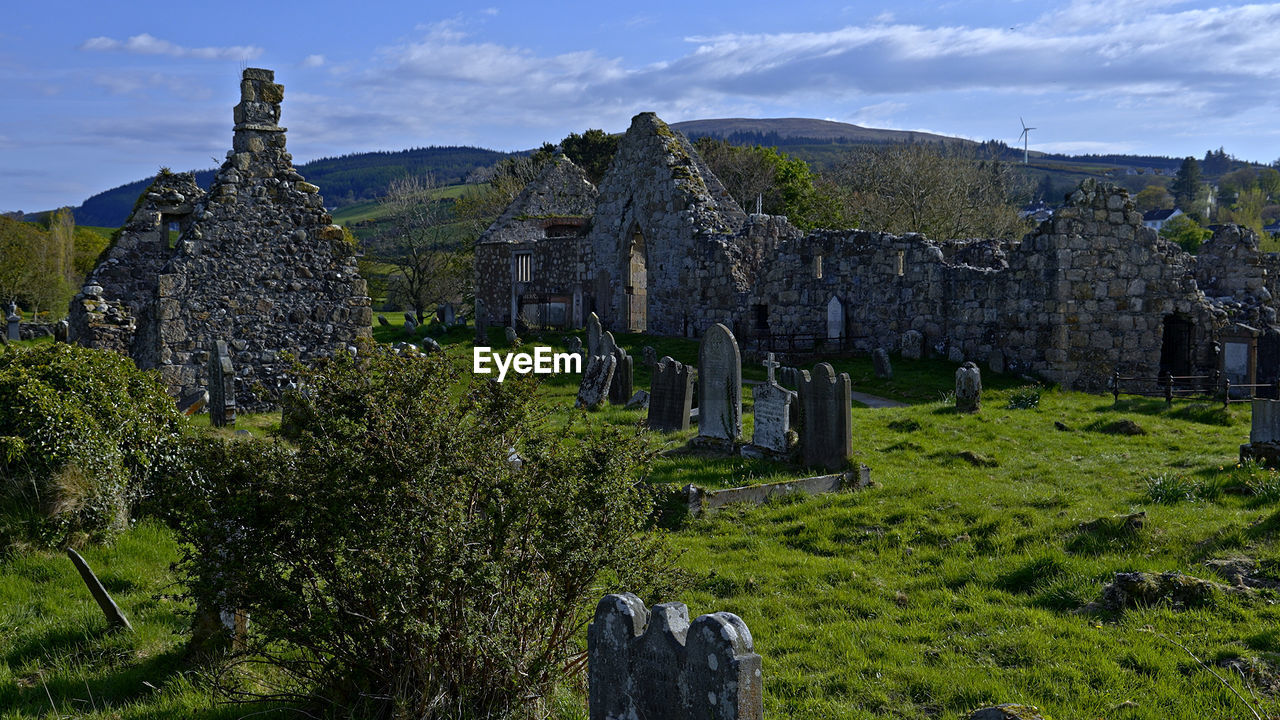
[{"x1": 1110, "y1": 370, "x2": 1278, "y2": 408}]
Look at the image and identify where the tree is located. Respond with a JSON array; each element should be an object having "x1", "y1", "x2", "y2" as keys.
[
  {"x1": 163, "y1": 343, "x2": 683, "y2": 718},
  {"x1": 1159, "y1": 214, "x2": 1210, "y2": 253},
  {"x1": 1170, "y1": 157, "x2": 1204, "y2": 216},
  {"x1": 0, "y1": 217, "x2": 39, "y2": 308},
  {"x1": 826, "y1": 143, "x2": 1029, "y2": 240},
  {"x1": 1134, "y1": 184, "x2": 1174, "y2": 212},
  {"x1": 1259, "y1": 167, "x2": 1280, "y2": 200},
  {"x1": 1221, "y1": 187, "x2": 1266, "y2": 234},
  {"x1": 367, "y1": 176, "x2": 475, "y2": 323},
  {"x1": 692, "y1": 138, "x2": 838, "y2": 230},
  {"x1": 559, "y1": 129, "x2": 618, "y2": 185}
]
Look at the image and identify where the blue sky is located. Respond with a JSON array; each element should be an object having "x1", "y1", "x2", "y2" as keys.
[{"x1": 3, "y1": 0, "x2": 1279, "y2": 213}]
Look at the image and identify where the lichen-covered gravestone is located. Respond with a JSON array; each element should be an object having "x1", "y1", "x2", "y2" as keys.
[
  {"x1": 588, "y1": 593, "x2": 763, "y2": 720},
  {"x1": 901, "y1": 330, "x2": 923, "y2": 360},
  {"x1": 1241, "y1": 398, "x2": 1280, "y2": 466},
  {"x1": 698, "y1": 323, "x2": 742, "y2": 442},
  {"x1": 505, "y1": 326, "x2": 519, "y2": 345},
  {"x1": 587, "y1": 311, "x2": 603, "y2": 357},
  {"x1": 648, "y1": 356, "x2": 695, "y2": 432},
  {"x1": 642, "y1": 345, "x2": 658, "y2": 368},
  {"x1": 566, "y1": 335, "x2": 584, "y2": 361},
  {"x1": 575, "y1": 354, "x2": 616, "y2": 410},
  {"x1": 208, "y1": 340, "x2": 236, "y2": 428},
  {"x1": 599, "y1": 331, "x2": 633, "y2": 405},
  {"x1": 751, "y1": 353, "x2": 795, "y2": 454},
  {"x1": 956, "y1": 361, "x2": 982, "y2": 412},
  {"x1": 872, "y1": 347, "x2": 893, "y2": 379},
  {"x1": 799, "y1": 363, "x2": 852, "y2": 469}
]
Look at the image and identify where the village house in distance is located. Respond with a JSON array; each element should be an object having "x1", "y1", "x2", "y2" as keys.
[
  {"x1": 477, "y1": 112, "x2": 1280, "y2": 392},
  {"x1": 68, "y1": 69, "x2": 371, "y2": 410}
]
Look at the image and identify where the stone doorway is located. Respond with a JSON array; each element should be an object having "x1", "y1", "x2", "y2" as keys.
[
  {"x1": 1159, "y1": 314, "x2": 1195, "y2": 376},
  {"x1": 625, "y1": 225, "x2": 647, "y2": 332}
]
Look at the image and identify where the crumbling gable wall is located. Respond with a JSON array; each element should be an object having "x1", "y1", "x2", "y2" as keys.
[
  {"x1": 71, "y1": 68, "x2": 370, "y2": 410},
  {"x1": 586, "y1": 113, "x2": 754, "y2": 336},
  {"x1": 474, "y1": 155, "x2": 598, "y2": 327},
  {"x1": 756, "y1": 180, "x2": 1226, "y2": 389}
]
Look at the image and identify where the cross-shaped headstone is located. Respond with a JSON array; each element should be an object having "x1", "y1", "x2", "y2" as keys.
[{"x1": 763, "y1": 352, "x2": 780, "y2": 385}]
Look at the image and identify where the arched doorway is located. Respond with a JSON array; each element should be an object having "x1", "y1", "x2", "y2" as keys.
[{"x1": 625, "y1": 225, "x2": 647, "y2": 332}]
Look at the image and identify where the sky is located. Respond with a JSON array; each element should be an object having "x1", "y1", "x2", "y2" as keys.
[{"x1": 3, "y1": 0, "x2": 1280, "y2": 213}]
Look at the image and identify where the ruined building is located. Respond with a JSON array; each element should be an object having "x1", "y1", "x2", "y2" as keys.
[
  {"x1": 478, "y1": 112, "x2": 1277, "y2": 391},
  {"x1": 70, "y1": 68, "x2": 371, "y2": 409}
]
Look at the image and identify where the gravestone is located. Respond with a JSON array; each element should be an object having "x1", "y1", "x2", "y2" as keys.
[
  {"x1": 575, "y1": 354, "x2": 616, "y2": 410},
  {"x1": 588, "y1": 593, "x2": 763, "y2": 720},
  {"x1": 826, "y1": 296, "x2": 844, "y2": 341},
  {"x1": 1242, "y1": 399, "x2": 1280, "y2": 467},
  {"x1": 66, "y1": 548, "x2": 132, "y2": 631},
  {"x1": 208, "y1": 340, "x2": 236, "y2": 428},
  {"x1": 642, "y1": 345, "x2": 658, "y2": 368},
  {"x1": 751, "y1": 353, "x2": 795, "y2": 454},
  {"x1": 6, "y1": 307, "x2": 18, "y2": 342},
  {"x1": 439, "y1": 302, "x2": 456, "y2": 326},
  {"x1": 377, "y1": 315, "x2": 390, "y2": 327},
  {"x1": 421, "y1": 337, "x2": 442, "y2": 353},
  {"x1": 987, "y1": 349, "x2": 1005, "y2": 375},
  {"x1": 648, "y1": 356, "x2": 695, "y2": 432},
  {"x1": 566, "y1": 335, "x2": 583, "y2": 359},
  {"x1": 799, "y1": 363, "x2": 853, "y2": 469},
  {"x1": 403, "y1": 312, "x2": 416, "y2": 325},
  {"x1": 587, "y1": 311, "x2": 603, "y2": 357},
  {"x1": 624, "y1": 390, "x2": 649, "y2": 410},
  {"x1": 505, "y1": 326, "x2": 519, "y2": 345},
  {"x1": 610, "y1": 349, "x2": 634, "y2": 405},
  {"x1": 54, "y1": 319, "x2": 69, "y2": 343},
  {"x1": 901, "y1": 330, "x2": 923, "y2": 360},
  {"x1": 872, "y1": 348, "x2": 893, "y2": 379},
  {"x1": 404, "y1": 318, "x2": 417, "y2": 336},
  {"x1": 955, "y1": 361, "x2": 982, "y2": 413},
  {"x1": 474, "y1": 299, "x2": 489, "y2": 345},
  {"x1": 177, "y1": 390, "x2": 208, "y2": 416},
  {"x1": 698, "y1": 323, "x2": 742, "y2": 442},
  {"x1": 778, "y1": 366, "x2": 801, "y2": 390}
]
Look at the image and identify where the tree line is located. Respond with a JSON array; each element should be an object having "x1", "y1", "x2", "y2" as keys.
[{"x1": 0, "y1": 210, "x2": 108, "y2": 319}]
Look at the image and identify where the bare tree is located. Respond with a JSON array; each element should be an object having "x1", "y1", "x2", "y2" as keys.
[
  {"x1": 368, "y1": 176, "x2": 474, "y2": 323},
  {"x1": 829, "y1": 143, "x2": 1030, "y2": 240}
]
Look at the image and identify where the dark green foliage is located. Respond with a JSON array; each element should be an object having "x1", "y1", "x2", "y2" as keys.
[
  {"x1": 1005, "y1": 385, "x2": 1042, "y2": 410},
  {"x1": 559, "y1": 129, "x2": 618, "y2": 185},
  {"x1": 0, "y1": 344, "x2": 184, "y2": 549},
  {"x1": 1159, "y1": 214, "x2": 1210, "y2": 253},
  {"x1": 162, "y1": 342, "x2": 684, "y2": 718},
  {"x1": 1171, "y1": 156, "x2": 1204, "y2": 214}
]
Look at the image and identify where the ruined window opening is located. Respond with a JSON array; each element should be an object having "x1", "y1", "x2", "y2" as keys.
[
  {"x1": 753, "y1": 304, "x2": 769, "y2": 331},
  {"x1": 1159, "y1": 314, "x2": 1195, "y2": 376},
  {"x1": 544, "y1": 224, "x2": 578, "y2": 239},
  {"x1": 626, "y1": 226, "x2": 647, "y2": 332},
  {"x1": 814, "y1": 254, "x2": 823, "y2": 279},
  {"x1": 162, "y1": 215, "x2": 181, "y2": 249},
  {"x1": 514, "y1": 253, "x2": 532, "y2": 283},
  {"x1": 896, "y1": 251, "x2": 905, "y2": 277}
]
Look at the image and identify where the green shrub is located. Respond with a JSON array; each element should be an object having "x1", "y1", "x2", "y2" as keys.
[
  {"x1": 0, "y1": 343, "x2": 183, "y2": 549},
  {"x1": 163, "y1": 340, "x2": 683, "y2": 718},
  {"x1": 1005, "y1": 385, "x2": 1041, "y2": 410}
]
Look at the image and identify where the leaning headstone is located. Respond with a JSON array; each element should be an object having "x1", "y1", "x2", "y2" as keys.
[
  {"x1": 377, "y1": 315, "x2": 390, "y2": 327},
  {"x1": 601, "y1": 333, "x2": 632, "y2": 405},
  {"x1": 698, "y1": 324, "x2": 742, "y2": 442},
  {"x1": 404, "y1": 318, "x2": 417, "y2": 336},
  {"x1": 641, "y1": 345, "x2": 658, "y2": 368},
  {"x1": 588, "y1": 593, "x2": 763, "y2": 720},
  {"x1": 901, "y1": 330, "x2": 923, "y2": 360},
  {"x1": 956, "y1": 361, "x2": 982, "y2": 413},
  {"x1": 648, "y1": 356, "x2": 695, "y2": 432},
  {"x1": 66, "y1": 548, "x2": 132, "y2": 631},
  {"x1": 505, "y1": 326, "x2": 519, "y2": 345},
  {"x1": 208, "y1": 340, "x2": 236, "y2": 428},
  {"x1": 586, "y1": 311, "x2": 603, "y2": 357},
  {"x1": 751, "y1": 353, "x2": 795, "y2": 454},
  {"x1": 54, "y1": 319, "x2": 69, "y2": 343},
  {"x1": 872, "y1": 348, "x2": 893, "y2": 379},
  {"x1": 177, "y1": 390, "x2": 208, "y2": 416},
  {"x1": 403, "y1": 312, "x2": 416, "y2": 325},
  {"x1": 624, "y1": 390, "x2": 650, "y2": 410},
  {"x1": 421, "y1": 337, "x2": 442, "y2": 353},
  {"x1": 6, "y1": 309, "x2": 18, "y2": 342},
  {"x1": 566, "y1": 335, "x2": 583, "y2": 358},
  {"x1": 575, "y1": 355, "x2": 616, "y2": 410},
  {"x1": 799, "y1": 363, "x2": 853, "y2": 469}
]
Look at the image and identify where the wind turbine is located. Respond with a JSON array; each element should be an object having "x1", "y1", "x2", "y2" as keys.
[{"x1": 1018, "y1": 117, "x2": 1036, "y2": 164}]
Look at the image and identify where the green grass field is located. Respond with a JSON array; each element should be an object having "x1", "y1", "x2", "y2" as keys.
[{"x1": 5, "y1": 327, "x2": 1280, "y2": 718}]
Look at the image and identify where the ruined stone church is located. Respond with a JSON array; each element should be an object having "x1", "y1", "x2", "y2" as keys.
[
  {"x1": 478, "y1": 112, "x2": 1278, "y2": 391},
  {"x1": 70, "y1": 69, "x2": 371, "y2": 409}
]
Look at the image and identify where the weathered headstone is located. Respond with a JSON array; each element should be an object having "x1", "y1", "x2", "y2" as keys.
[
  {"x1": 872, "y1": 347, "x2": 893, "y2": 379},
  {"x1": 799, "y1": 363, "x2": 853, "y2": 469},
  {"x1": 826, "y1": 296, "x2": 844, "y2": 341},
  {"x1": 404, "y1": 318, "x2": 417, "y2": 336},
  {"x1": 439, "y1": 302, "x2": 456, "y2": 326},
  {"x1": 1242, "y1": 399, "x2": 1280, "y2": 466},
  {"x1": 575, "y1": 354, "x2": 616, "y2": 410},
  {"x1": 208, "y1": 340, "x2": 236, "y2": 428},
  {"x1": 66, "y1": 548, "x2": 132, "y2": 631},
  {"x1": 588, "y1": 593, "x2": 763, "y2": 720},
  {"x1": 751, "y1": 353, "x2": 795, "y2": 454},
  {"x1": 403, "y1": 312, "x2": 416, "y2": 325},
  {"x1": 178, "y1": 390, "x2": 208, "y2": 416},
  {"x1": 648, "y1": 356, "x2": 695, "y2": 432},
  {"x1": 421, "y1": 337, "x2": 442, "y2": 353},
  {"x1": 587, "y1": 311, "x2": 603, "y2": 357},
  {"x1": 5, "y1": 308, "x2": 18, "y2": 342},
  {"x1": 698, "y1": 323, "x2": 742, "y2": 442},
  {"x1": 624, "y1": 390, "x2": 650, "y2": 410},
  {"x1": 377, "y1": 315, "x2": 390, "y2": 327},
  {"x1": 956, "y1": 361, "x2": 982, "y2": 412},
  {"x1": 901, "y1": 330, "x2": 923, "y2": 360},
  {"x1": 474, "y1": 299, "x2": 489, "y2": 345},
  {"x1": 54, "y1": 319, "x2": 69, "y2": 343},
  {"x1": 641, "y1": 345, "x2": 658, "y2": 368},
  {"x1": 610, "y1": 350, "x2": 634, "y2": 405},
  {"x1": 778, "y1": 365, "x2": 801, "y2": 390},
  {"x1": 987, "y1": 348, "x2": 1005, "y2": 375},
  {"x1": 566, "y1": 335, "x2": 583, "y2": 359},
  {"x1": 505, "y1": 326, "x2": 519, "y2": 345}
]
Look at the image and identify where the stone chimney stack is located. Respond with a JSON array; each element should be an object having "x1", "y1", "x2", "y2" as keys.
[{"x1": 232, "y1": 68, "x2": 287, "y2": 163}]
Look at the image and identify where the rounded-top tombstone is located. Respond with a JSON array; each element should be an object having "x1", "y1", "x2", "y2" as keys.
[{"x1": 698, "y1": 323, "x2": 742, "y2": 442}]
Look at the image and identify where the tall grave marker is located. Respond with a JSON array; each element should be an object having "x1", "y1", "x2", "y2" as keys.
[
  {"x1": 648, "y1": 356, "x2": 695, "y2": 432},
  {"x1": 698, "y1": 323, "x2": 742, "y2": 443},
  {"x1": 799, "y1": 363, "x2": 852, "y2": 469},
  {"x1": 208, "y1": 340, "x2": 236, "y2": 428}
]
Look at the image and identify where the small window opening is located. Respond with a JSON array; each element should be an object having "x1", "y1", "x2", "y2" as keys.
[
  {"x1": 896, "y1": 250, "x2": 905, "y2": 277},
  {"x1": 514, "y1": 253, "x2": 532, "y2": 283},
  {"x1": 814, "y1": 254, "x2": 823, "y2": 279},
  {"x1": 753, "y1": 303, "x2": 769, "y2": 330}
]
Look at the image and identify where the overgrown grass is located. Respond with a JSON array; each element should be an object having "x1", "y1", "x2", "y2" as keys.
[{"x1": 7, "y1": 331, "x2": 1280, "y2": 718}]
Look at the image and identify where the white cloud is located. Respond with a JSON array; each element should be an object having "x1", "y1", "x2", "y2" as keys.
[
  {"x1": 79, "y1": 33, "x2": 262, "y2": 61},
  {"x1": 302, "y1": 54, "x2": 326, "y2": 68}
]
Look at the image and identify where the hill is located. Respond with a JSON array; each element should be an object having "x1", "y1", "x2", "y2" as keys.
[
  {"x1": 670, "y1": 117, "x2": 973, "y2": 147},
  {"x1": 71, "y1": 146, "x2": 513, "y2": 228}
]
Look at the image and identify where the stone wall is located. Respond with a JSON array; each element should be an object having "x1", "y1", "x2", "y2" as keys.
[{"x1": 70, "y1": 68, "x2": 370, "y2": 410}]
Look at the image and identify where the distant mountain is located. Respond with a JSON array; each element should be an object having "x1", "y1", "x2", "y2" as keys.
[
  {"x1": 71, "y1": 146, "x2": 514, "y2": 228},
  {"x1": 669, "y1": 117, "x2": 975, "y2": 147}
]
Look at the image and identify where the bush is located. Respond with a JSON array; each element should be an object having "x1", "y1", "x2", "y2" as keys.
[
  {"x1": 1005, "y1": 385, "x2": 1042, "y2": 410},
  {"x1": 0, "y1": 343, "x2": 183, "y2": 549},
  {"x1": 163, "y1": 341, "x2": 683, "y2": 718}
]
